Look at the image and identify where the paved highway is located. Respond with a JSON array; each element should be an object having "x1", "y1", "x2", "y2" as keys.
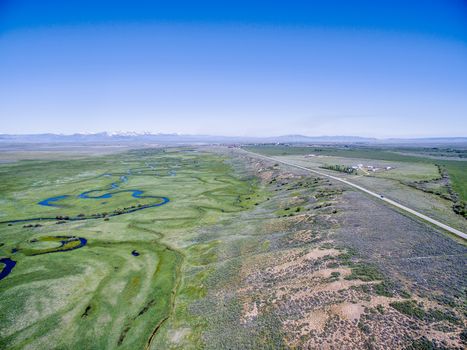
[{"x1": 242, "y1": 149, "x2": 467, "y2": 240}]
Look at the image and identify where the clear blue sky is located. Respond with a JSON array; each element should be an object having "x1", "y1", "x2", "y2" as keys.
[{"x1": 1, "y1": 0, "x2": 466, "y2": 137}]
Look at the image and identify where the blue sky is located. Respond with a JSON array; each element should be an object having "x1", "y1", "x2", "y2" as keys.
[{"x1": 1, "y1": 0, "x2": 466, "y2": 137}]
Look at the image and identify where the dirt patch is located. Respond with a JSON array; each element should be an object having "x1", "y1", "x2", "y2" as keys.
[
  {"x1": 331, "y1": 302, "x2": 365, "y2": 321},
  {"x1": 271, "y1": 248, "x2": 339, "y2": 274},
  {"x1": 169, "y1": 328, "x2": 190, "y2": 344},
  {"x1": 241, "y1": 301, "x2": 259, "y2": 323},
  {"x1": 313, "y1": 267, "x2": 351, "y2": 278}
]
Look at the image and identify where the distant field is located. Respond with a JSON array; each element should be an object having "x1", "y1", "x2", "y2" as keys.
[
  {"x1": 244, "y1": 145, "x2": 467, "y2": 202},
  {"x1": 438, "y1": 160, "x2": 467, "y2": 202}
]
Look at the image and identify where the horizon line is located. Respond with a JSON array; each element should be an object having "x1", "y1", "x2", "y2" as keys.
[{"x1": 1, "y1": 132, "x2": 466, "y2": 140}]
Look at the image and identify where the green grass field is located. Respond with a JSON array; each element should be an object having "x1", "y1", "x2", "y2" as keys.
[
  {"x1": 244, "y1": 145, "x2": 467, "y2": 202},
  {"x1": 0, "y1": 148, "x2": 267, "y2": 349}
]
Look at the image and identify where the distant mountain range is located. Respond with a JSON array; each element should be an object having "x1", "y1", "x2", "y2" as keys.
[{"x1": 0, "y1": 132, "x2": 466, "y2": 145}]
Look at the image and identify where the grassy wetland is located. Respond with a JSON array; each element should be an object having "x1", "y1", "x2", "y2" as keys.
[
  {"x1": 1, "y1": 146, "x2": 466, "y2": 349},
  {"x1": 0, "y1": 148, "x2": 265, "y2": 349}
]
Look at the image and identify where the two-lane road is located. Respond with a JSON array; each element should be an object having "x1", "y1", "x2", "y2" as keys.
[{"x1": 241, "y1": 149, "x2": 467, "y2": 240}]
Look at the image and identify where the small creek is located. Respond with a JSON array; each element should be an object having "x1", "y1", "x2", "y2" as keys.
[{"x1": 0, "y1": 258, "x2": 16, "y2": 281}]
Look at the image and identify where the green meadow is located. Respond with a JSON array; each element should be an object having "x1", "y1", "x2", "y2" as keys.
[{"x1": 0, "y1": 148, "x2": 265, "y2": 349}]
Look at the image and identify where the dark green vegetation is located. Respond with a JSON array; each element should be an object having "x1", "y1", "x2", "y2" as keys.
[
  {"x1": 390, "y1": 300, "x2": 426, "y2": 320},
  {"x1": 389, "y1": 300, "x2": 460, "y2": 325},
  {"x1": 321, "y1": 164, "x2": 357, "y2": 174},
  {"x1": 406, "y1": 336, "x2": 449, "y2": 350},
  {"x1": 345, "y1": 263, "x2": 384, "y2": 281}
]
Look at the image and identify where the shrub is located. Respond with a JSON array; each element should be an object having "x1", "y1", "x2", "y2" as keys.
[
  {"x1": 376, "y1": 305, "x2": 384, "y2": 314},
  {"x1": 460, "y1": 330, "x2": 467, "y2": 342},
  {"x1": 399, "y1": 290, "x2": 412, "y2": 299},
  {"x1": 373, "y1": 281, "x2": 394, "y2": 297},
  {"x1": 390, "y1": 300, "x2": 425, "y2": 320},
  {"x1": 426, "y1": 308, "x2": 460, "y2": 325},
  {"x1": 346, "y1": 263, "x2": 383, "y2": 282},
  {"x1": 406, "y1": 336, "x2": 444, "y2": 350}
]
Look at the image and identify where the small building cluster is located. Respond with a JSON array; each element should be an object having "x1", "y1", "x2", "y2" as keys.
[{"x1": 354, "y1": 163, "x2": 393, "y2": 173}]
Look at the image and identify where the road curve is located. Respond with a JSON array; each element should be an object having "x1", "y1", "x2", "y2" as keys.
[{"x1": 241, "y1": 149, "x2": 467, "y2": 240}]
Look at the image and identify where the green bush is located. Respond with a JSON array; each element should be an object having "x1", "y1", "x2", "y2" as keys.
[
  {"x1": 406, "y1": 336, "x2": 442, "y2": 350},
  {"x1": 426, "y1": 309, "x2": 460, "y2": 325},
  {"x1": 346, "y1": 263, "x2": 383, "y2": 281},
  {"x1": 390, "y1": 300, "x2": 425, "y2": 320},
  {"x1": 373, "y1": 280, "x2": 394, "y2": 297}
]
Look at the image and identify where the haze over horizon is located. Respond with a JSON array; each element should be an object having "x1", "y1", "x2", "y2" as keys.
[
  {"x1": 1, "y1": 1, "x2": 467, "y2": 138},
  {"x1": 1, "y1": 131, "x2": 467, "y2": 141}
]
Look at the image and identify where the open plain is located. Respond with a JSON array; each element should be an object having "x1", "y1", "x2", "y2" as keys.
[{"x1": 0, "y1": 145, "x2": 466, "y2": 349}]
